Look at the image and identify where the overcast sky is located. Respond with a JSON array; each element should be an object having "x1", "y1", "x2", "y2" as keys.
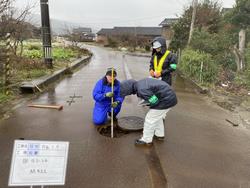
[{"x1": 15, "y1": 0, "x2": 236, "y2": 29}]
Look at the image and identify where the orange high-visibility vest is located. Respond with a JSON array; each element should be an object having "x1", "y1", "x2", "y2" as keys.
[{"x1": 154, "y1": 50, "x2": 170, "y2": 73}]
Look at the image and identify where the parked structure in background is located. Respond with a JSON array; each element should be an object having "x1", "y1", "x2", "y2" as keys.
[
  {"x1": 96, "y1": 27, "x2": 162, "y2": 49},
  {"x1": 159, "y1": 18, "x2": 179, "y2": 48},
  {"x1": 96, "y1": 28, "x2": 114, "y2": 44},
  {"x1": 73, "y1": 27, "x2": 92, "y2": 34},
  {"x1": 72, "y1": 27, "x2": 95, "y2": 42}
]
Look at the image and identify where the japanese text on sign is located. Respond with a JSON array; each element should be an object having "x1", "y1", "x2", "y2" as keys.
[{"x1": 8, "y1": 140, "x2": 69, "y2": 186}]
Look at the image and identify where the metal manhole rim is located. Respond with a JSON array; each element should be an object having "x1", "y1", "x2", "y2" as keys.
[{"x1": 117, "y1": 116, "x2": 144, "y2": 132}]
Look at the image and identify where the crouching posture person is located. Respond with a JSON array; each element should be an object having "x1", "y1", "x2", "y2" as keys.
[
  {"x1": 92, "y1": 68, "x2": 124, "y2": 125},
  {"x1": 120, "y1": 78, "x2": 177, "y2": 146}
]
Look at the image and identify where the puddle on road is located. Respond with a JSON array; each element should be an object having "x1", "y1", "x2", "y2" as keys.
[
  {"x1": 96, "y1": 116, "x2": 167, "y2": 186},
  {"x1": 144, "y1": 146, "x2": 168, "y2": 188}
]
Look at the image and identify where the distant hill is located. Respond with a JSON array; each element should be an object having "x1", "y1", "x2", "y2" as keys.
[{"x1": 27, "y1": 14, "x2": 96, "y2": 35}]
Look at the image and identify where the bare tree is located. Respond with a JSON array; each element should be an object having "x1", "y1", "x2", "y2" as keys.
[
  {"x1": 228, "y1": 0, "x2": 250, "y2": 72},
  {"x1": 187, "y1": 0, "x2": 198, "y2": 46},
  {"x1": 0, "y1": 0, "x2": 36, "y2": 90},
  {"x1": 0, "y1": 0, "x2": 10, "y2": 15},
  {"x1": 9, "y1": 7, "x2": 34, "y2": 55},
  {"x1": 232, "y1": 29, "x2": 246, "y2": 71},
  {"x1": 0, "y1": 0, "x2": 35, "y2": 55}
]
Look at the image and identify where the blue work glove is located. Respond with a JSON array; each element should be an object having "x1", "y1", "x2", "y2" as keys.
[
  {"x1": 111, "y1": 101, "x2": 120, "y2": 108},
  {"x1": 105, "y1": 92, "x2": 113, "y2": 98}
]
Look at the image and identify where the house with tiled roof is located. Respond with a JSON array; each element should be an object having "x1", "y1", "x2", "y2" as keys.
[
  {"x1": 159, "y1": 18, "x2": 179, "y2": 47},
  {"x1": 72, "y1": 27, "x2": 95, "y2": 42},
  {"x1": 96, "y1": 27, "x2": 162, "y2": 45},
  {"x1": 159, "y1": 18, "x2": 179, "y2": 27}
]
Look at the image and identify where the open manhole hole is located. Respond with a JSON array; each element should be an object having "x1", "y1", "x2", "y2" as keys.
[{"x1": 97, "y1": 116, "x2": 144, "y2": 138}]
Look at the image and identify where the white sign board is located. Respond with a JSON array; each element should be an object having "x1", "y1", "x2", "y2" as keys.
[{"x1": 8, "y1": 140, "x2": 69, "y2": 186}]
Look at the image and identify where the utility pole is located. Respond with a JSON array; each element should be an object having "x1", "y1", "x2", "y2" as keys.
[
  {"x1": 187, "y1": 0, "x2": 198, "y2": 46},
  {"x1": 40, "y1": 0, "x2": 53, "y2": 68}
]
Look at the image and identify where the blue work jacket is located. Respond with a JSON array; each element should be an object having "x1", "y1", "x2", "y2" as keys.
[{"x1": 92, "y1": 77, "x2": 123, "y2": 107}]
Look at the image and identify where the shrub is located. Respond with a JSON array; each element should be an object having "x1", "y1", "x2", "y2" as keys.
[
  {"x1": 190, "y1": 29, "x2": 236, "y2": 70},
  {"x1": 179, "y1": 48, "x2": 218, "y2": 84},
  {"x1": 19, "y1": 69, "x2": 47, "y2": 79},
  {"x1": 107, "y1": 37, "x2": 118, "y2": 48},
  {"x1": 245, "y1": 42, "x2": 250, "y2": 69},
  {"x1": 242, "y1": 43, "x2": 250, "y2": 89},
  {"x1": 145, "y1": 45, "x2": 151, "y2": 51},
  {"x1": 23, "y1": 49, "x2": 42, "y2": 59},
  {"x1": 190, "y1": 29, "x2": 218, "y2": 55},
  {"x1": 234, "y1": 70, "x2": 250, "y2": 90},
  {"x1": 27, "y1": 44, "x2": 41, "y2": 51},
  {"x1": 52, "y1": 48, "x2": 76, "y2": 60},
  {"x1": 23, "y1": 47, "x2": 77, "y2": 60},
  {"x1": 0, "y1": 92, "x2": 9, "y2": 103}
]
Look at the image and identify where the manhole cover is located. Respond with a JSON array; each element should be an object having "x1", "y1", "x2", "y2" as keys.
[{"x1": 117, "y1": 116, "x2": 144, "y2": 131}]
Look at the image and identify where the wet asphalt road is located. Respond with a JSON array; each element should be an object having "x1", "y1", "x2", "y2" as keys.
[{"x1": 1, "y1": 45, "x2": 250, "y2": 188}]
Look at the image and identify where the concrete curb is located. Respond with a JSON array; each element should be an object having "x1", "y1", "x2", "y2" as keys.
[
  {"x1": 176, "y1": 70, "x2": 209, "y2": 95},
  {"x1": 20, "y1": 55, "x2": 92, "y2": 93}
]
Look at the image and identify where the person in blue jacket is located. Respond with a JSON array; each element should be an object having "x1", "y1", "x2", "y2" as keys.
[{"x1": 92, "y1": 68, "x2": 124, "y2": 125}]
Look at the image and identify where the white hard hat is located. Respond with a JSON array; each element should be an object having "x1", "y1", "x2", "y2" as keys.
[{"x1": 152, "y1": 41, "x2": 162, "y2": 49}]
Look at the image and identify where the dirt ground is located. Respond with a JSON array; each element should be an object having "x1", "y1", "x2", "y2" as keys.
[{"x1": 208, "y1": 86, "x2": 250, "y2": 129}]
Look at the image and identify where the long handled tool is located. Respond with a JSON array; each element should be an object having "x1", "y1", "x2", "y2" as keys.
[
  {"x1": 28, "y1": 104, "x2": 63, "y2": 111},
  {"x1": 111, "y1": 68, "x2": 114, "y2": 138}
]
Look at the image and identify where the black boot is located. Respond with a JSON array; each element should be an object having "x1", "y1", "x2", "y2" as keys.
[
  {"x1": 153, "y1": 135, "x2": 165, "y2": 141},
  {"x1": 134, "y1": 139, "x2": 152, "y2": 147}
]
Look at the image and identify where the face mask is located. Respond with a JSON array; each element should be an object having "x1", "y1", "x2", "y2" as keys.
[{"x1": 156, "y1": 51, "x2": 162, "y2": 55}]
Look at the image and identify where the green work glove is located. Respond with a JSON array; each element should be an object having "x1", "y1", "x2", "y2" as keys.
[
  {"x1": 105, "y1": 92, "x2": 113, "y2": 98},
  {"x1": 170, "y1": 64, "x2": 177, "y2": 70},
  {"x1": 111, "y1": 101, "x2": 119, "y2": 108},
  {"x1": 148, "y1": 95, "x2": 159, "y2": 105}
]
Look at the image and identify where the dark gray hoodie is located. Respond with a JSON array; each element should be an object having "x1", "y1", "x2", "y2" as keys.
[
  {"x1": 120, "y1": 78, "x2": 177, "y2": 110},
  {"x1": 151, "y1": 36, "x2": 167, "y2": 55}
]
